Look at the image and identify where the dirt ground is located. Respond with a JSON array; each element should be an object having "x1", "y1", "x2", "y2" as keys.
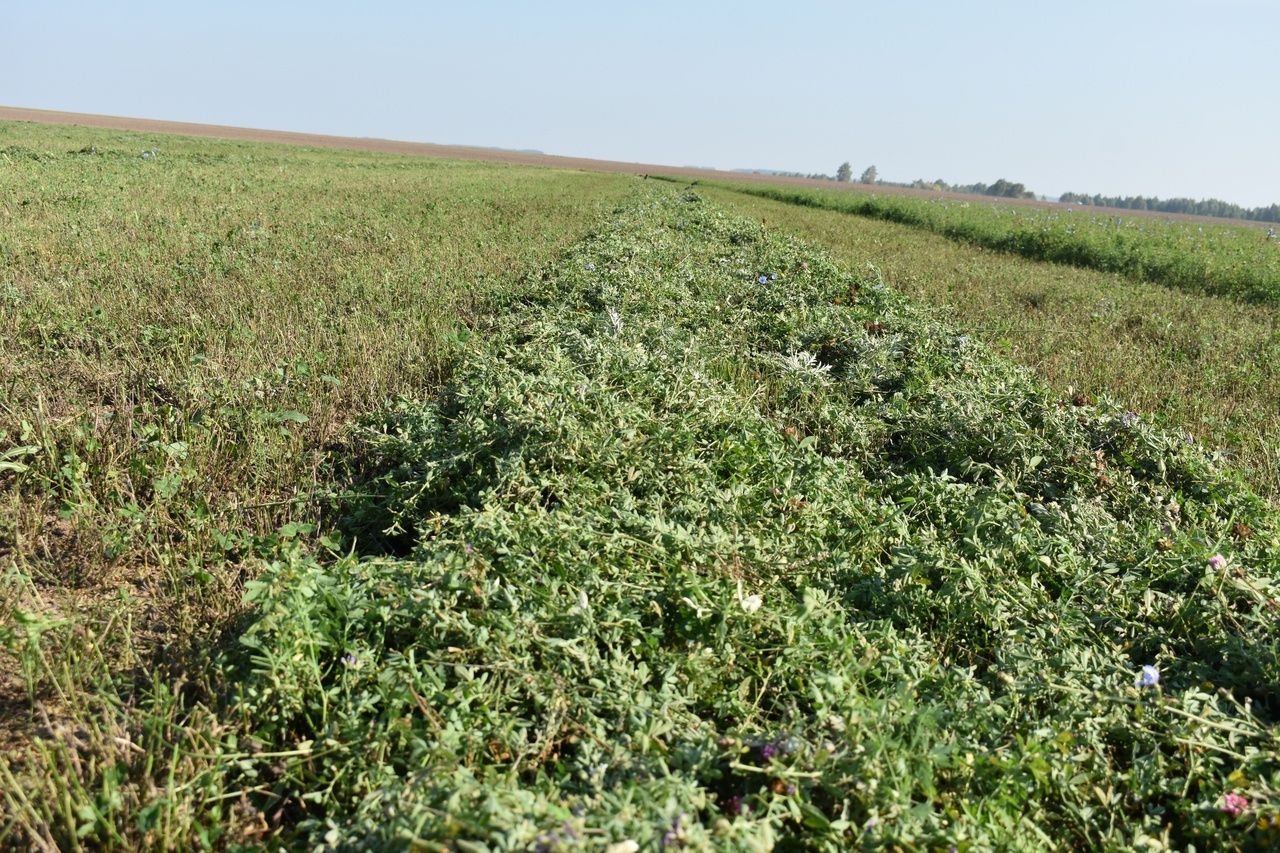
[{"x1": 2, "y1": 105, "x2": 1260, "y2": 228}]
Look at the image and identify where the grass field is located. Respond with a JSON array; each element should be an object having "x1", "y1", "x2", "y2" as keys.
[
  {"x1": 0, "y1": 121, "x2": 631, "y2": 845},
  {"x1": 703, "y1": 181, "x2": 1280, "y2": 305},
  {"x1": 701, "y1": 185, "x2": 1280, "y2": 500},
  {"x1": 3, "y1": 122, "x2": 1280, "y2": 850}
]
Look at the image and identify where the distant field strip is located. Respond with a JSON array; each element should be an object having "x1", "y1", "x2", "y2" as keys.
[
  {"x1": 691, "y1": 180, "x2": 1280, "y2": 304},
  {"x1": 704, "y1": 185, "x2": 1280, "y2": 499}
]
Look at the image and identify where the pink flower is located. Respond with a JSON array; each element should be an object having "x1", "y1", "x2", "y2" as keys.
[
  {"x1": 1207, "y1": 554, "x2": 1228, "y2": 571},
  {"x1": 1221, "y1": 792, "x2": 1249, "y2": 817}
]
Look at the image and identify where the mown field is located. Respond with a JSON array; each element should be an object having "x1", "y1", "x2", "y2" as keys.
[
  {"x1": 704, "y1": 181, "x2": 1280, "y2": 305},
  {"x1": 3, "y1": 123, "x2": 1280, "y2": 850},
  {"x1": 703, "y1": 185, "x2": 1280, "y2": 500},
  {"x1": 0, "y1": 121, "x2": 631, "y2": 846}
]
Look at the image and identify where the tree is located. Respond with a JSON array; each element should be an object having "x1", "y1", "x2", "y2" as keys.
[
  {"x1": 859, "y1": 165, "x2": 878, "y2": 184},
  {"x1": 836, "y1": 162, "x2": 852, "y2": 182},
  {"x1": 986, "y1": 178, "x2": 1034, "y2": 199}
]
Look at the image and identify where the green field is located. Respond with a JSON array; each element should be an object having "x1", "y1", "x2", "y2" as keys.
[
  {"x1": 3, "y1": 123, "x2": 1280, "y2": 850},
  {"x1": 703, "y1": 181, "x2": 1280, "y2": 305},
  {"x1": 700, "y1": 185, "x2": 1280, "y2": 499}
]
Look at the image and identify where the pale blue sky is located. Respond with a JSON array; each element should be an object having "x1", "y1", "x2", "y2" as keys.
[{"x1": 4, "y1": 1, "x2": 1277, "y2": 206}]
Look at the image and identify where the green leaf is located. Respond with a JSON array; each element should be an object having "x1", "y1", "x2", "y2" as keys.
[{"x1": 0, "y1": 444, "x2": 40, "y2": 473}]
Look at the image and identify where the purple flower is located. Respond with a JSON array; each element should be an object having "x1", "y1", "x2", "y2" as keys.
[
  {"x1": 724, "y1": 795, "x2": 746, "y2": 817},
  {"x1": 759, "y1": 743, "x2": 778, "y2": 760},
  {"x1": 342, "y1": 653, "x2": 360, "y2": 668},
  {"x1": 1222, "y1": 792, "x2": 1249, "y2": 816},
  {"x1": 660, "y1": 814, "x2": 685, "y2": 847},
  {"x1": 758, "y1": 275, "x2": 769, "y2": 284},
  {"x1": 1208, "y1": 553, "x2": 1227, "y2": 571},
  {"x1": 1136, "y1": 665, "x2": 1160, "y2": 688},
  {"x1": 1120, "y1": 411, "x2": 1138, "y2": 429}
]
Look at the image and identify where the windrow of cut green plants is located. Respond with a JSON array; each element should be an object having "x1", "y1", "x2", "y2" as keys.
[
  {"x1": 688, "y1": 180, "x2": 1280, "y2": 305},
  {"x1": 23, "y1": 185, "x2": 1275, "y2": 849}
]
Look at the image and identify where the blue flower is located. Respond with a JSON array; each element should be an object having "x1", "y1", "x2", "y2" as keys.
[
  {"x1": 758, "y1": 275, "x2": 769, "y2": 284},
  {"x1": 1136, "y1": 665, "x2": 1160, "y2": 687}
]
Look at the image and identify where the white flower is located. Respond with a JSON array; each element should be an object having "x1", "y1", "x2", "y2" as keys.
[
  {"x1": 576, "y1": 589, "x2": 590, "y2": 612},
  {"x1": 737, "y1": 580, "x2": 763, "y2": 613},
  {"x1": 605, "y1": 842, "x2": 639, "y2": 853}
]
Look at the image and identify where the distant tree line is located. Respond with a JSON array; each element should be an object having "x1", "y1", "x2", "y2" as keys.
[
  {"x1": 808, "y1": 161, "x2": 1280, "y2": 222},
  {"x1": 834, "y1": 163, "x2": 880, "y2": 185},
  {"x1": 1058, "y1": 192, "x2": 1280, "y2": 223},
  {"x1": 908, "y1": 177, "x2": 1036, "y2": 199},
  {"x1": 835, "y1": 162, "x2": 1038, "y2": 198},
  {"x1": 736, "y1": 168, "x2": 839, "y2": 181},
  {"x1": 751, "y1": 163, "x2": 1038, "y2": 200},
  {"x1": 737, "y1": 167, "x2": 844, "y2": 179}
]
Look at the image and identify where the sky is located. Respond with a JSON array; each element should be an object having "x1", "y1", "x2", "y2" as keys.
[{"x1": 4, "y1": 0, "x2": 1278, "y2": 206}]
